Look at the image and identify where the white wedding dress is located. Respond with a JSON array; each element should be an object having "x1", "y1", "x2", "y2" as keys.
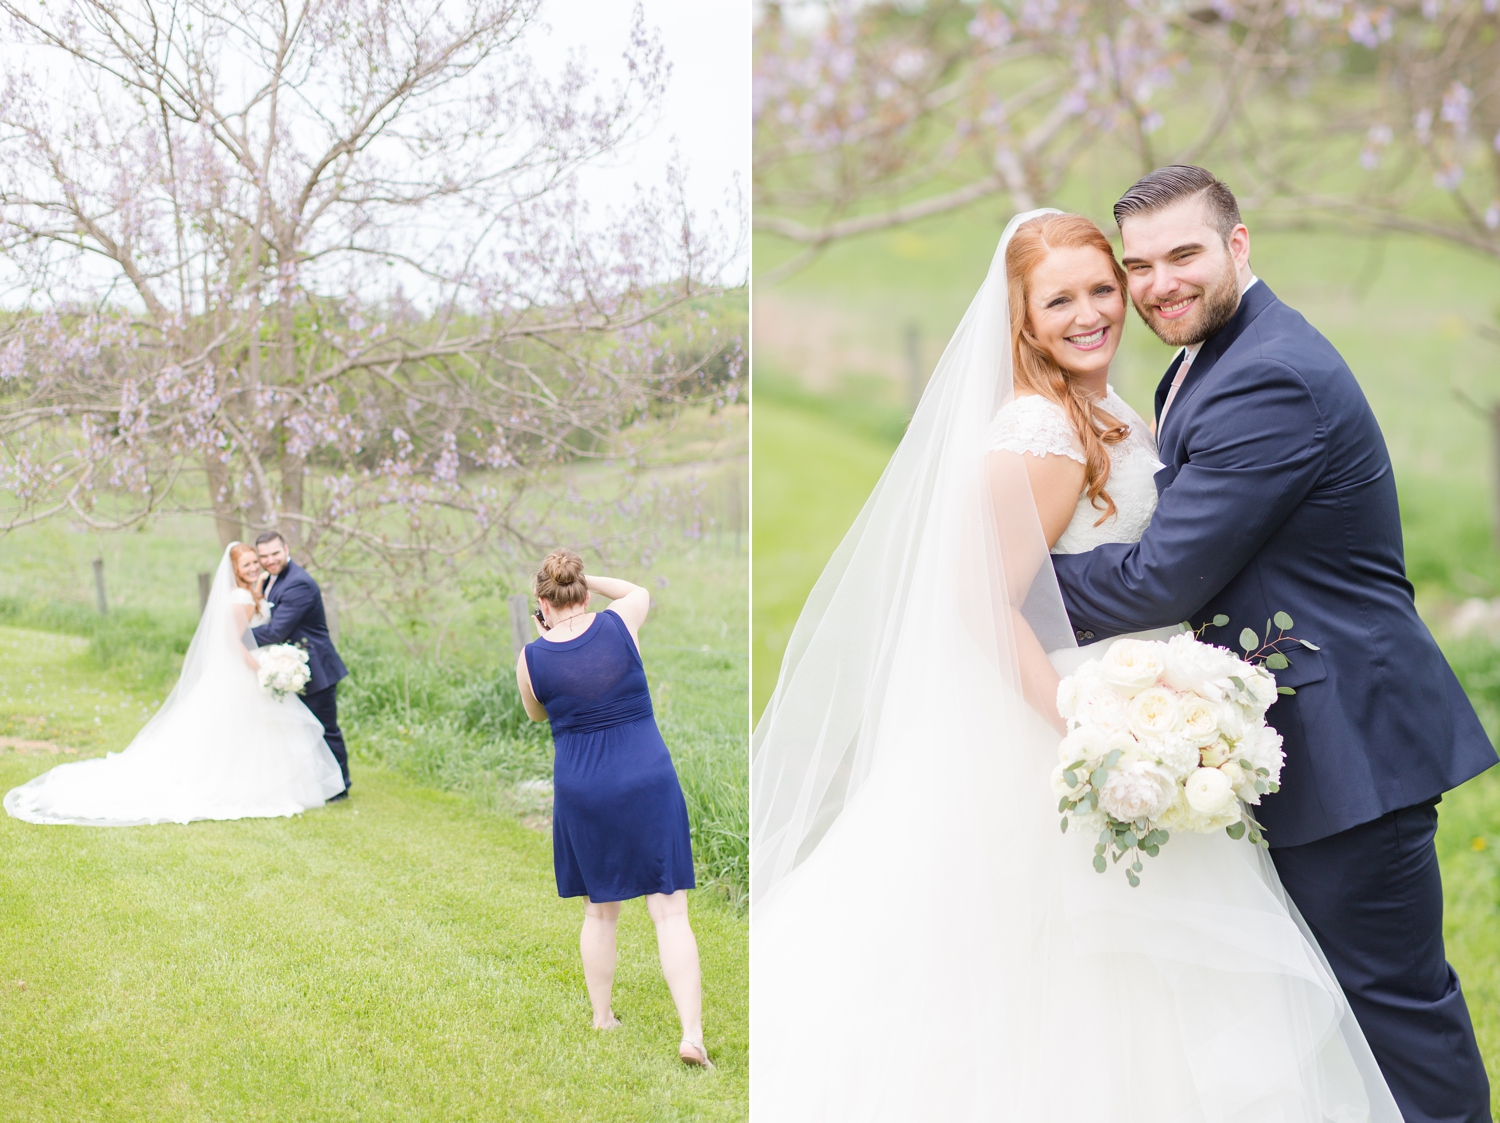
[
  {"x1": 751, "y1": 211, "x2": 1401, "y2": 1122},
  {"x1": 4, "y1": 547, "x2": 345, "y2": 826}
]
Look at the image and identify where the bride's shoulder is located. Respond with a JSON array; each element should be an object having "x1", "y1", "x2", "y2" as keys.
[
  {"x1": 228, "y1": 587, "x2": 255, "y2": 605},
  {"x1": 986, "y1": 393, "x2": 1084, "y2": 463}
]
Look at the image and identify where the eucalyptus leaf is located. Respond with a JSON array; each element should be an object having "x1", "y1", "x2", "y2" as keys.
[
  {"x1": 1212, "y1": 614, "x2": 1229, "y2": 627},
  {"x1": 1062, "y1": 770, "x2": 1078, "y2": 788},
  {"x1": 1226, "y1": 821, "x2": 1247, "y2": 840},
  {"x1": 1277, "y1": 686, "x2": 1296, "y2": 696},
  {"x1": 1266, "y1": 652, "x2": 1289, "y2": 670},
  {"x1": 1060, "y1": 818, "x2": 1069, "y2": 832},
  {"x1": 1264, "y1": 618, "x2": 1272, "y2": 641},
  {"x1": 1229, "y1": 676, "x2": 1245, "y2": 692},
  {"x1": 1131, "y1": 860, "x2": 1142, "y2": 872},
  {"x1": 1300, "y1": 641, "x2": 1320, "y2": 651},
  {"x1": 1098, "y1": 829, "x2": 1111, "y2": 847},
  {"x1": 1126, "y1": 870, "x2": 1140, "y2": 887},
  {"x1": 1065, "y1": 759, "x2": 1086, "y2": 771},
  {"x1": 1144, "y1": 844, "x2": 1160, "y2": 857},
  {"x1": 1239, "y1": 628, "x2": 1257, "y2": 652},
  {"x1": 1274, "y1": 611, "x2": 1293, "y2": 630},
  {"x1": 1093, "y1": 855, "x2": 1107, "y2": 873},
  {"x1": 1103, "y1": 748, "x2": 1123, "y2": 768},
  {"x1": 1089, "y1": 767, "x2": 1108, "y2": 788}
]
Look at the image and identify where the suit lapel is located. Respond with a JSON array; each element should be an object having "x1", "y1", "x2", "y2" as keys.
[{"x1": 1156, "y1": 282, "x2": 1277, "y2": 458}]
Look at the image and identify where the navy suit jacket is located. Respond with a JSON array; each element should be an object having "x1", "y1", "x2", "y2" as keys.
[
  {"x1": 1051, "y1": 281, "x2": 1495, "y2": 847},
  {"x1": 251, "y1": 560, "x2": 348, "y2": 695}
]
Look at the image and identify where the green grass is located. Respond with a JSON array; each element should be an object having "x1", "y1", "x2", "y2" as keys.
[{"x1": 0, "y1": 625, "x2": 747, "y2": 1121}]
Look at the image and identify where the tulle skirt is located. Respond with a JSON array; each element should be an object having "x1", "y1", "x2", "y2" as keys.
[
  {"x1": 4, "y1": 661, "x2": 345, "y2": 827},
  {"x1": 751, "y1": 629, "x2": 1401, "y2": 1122}
]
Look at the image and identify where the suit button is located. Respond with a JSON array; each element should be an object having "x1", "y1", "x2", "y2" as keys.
[{"x1": 1077, "y1": 630, "x2": 1095, "y2": 641}]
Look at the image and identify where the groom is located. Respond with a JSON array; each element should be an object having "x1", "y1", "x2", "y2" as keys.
[
  {"x1": 1051, "y1": 166, "x2": 1496, "y2": 1121},
  {"x1": 252, "y1": 531, "x2": 351, "y2": 798}
]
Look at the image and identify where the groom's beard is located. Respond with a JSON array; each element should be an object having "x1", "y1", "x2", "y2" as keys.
[{"x1": 1133, "y1": 260, "x2": 1241, "y2": 348}]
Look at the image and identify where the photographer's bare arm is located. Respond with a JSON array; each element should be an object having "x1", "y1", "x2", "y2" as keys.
[
  {"x1": 989, "y1": 440, "x2": 1087, "y2": 732},
  {"x1": 514, "y1": 572, "x2": 651, "y2": 722}
]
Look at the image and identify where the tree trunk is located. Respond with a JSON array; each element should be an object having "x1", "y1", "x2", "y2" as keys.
[
  {"x1": 203, "y1": 455, "x2": 243, "y2": 548},
  {"x1": 277, "y1": 266, "x2": 303, "y2": 549}
]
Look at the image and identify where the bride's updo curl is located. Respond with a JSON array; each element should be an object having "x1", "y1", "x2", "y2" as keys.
[
  {"x1": 228, "y1": 542, "x2": 264, "y2": 609},
  {"x1": 1006, "y1": 213, "x2": 1131, "y2": 525},
  {"x1": 534, "y1": 548, "x2": 589, "y2": 608}
]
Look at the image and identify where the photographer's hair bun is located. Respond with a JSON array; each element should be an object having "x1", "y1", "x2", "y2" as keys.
[{"x1": 535, "y1": 548, "x2": 588, "y2": 608}]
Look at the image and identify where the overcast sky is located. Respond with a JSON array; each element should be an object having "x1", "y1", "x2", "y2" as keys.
[{"x1": 534, "y1": 1, "x2": 750, "y2": 276}]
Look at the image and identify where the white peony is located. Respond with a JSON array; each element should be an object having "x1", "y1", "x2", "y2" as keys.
[
  {"x1": 1185, "y1": 766, "x2": 1237, "y2": 815},
  {"x1": 1238, "y1": 723, "x2": 1286, "y2": 780},
  {"x1": 1144, "y1": 734, "x2": 1202, "y2": 781},
  {"x1": 1161, "y1": 632, "x2": 1239, "y2": 698},
  {"x1": 1159, "y1": 785, "x2": 1243, "y2": 834},
  {"x1": 1057, "y1": 725, "x2": 1111, "y2": 767},
  {"x1": 1073, "y1": 684, "x2": 1130, "y2": 735},
  {"x1": 1067, "y1": 806, "x2": 1108, "y2": 836},
  {"x1": 1097, "y1": 761, "x2": 1176, "y2": 823},
  {"x1": 1214, "y1": 699, "x2": 1246, "y2": 744},
  {"x1": 1126, "y1": 686, "x2": 1183, "y2": 740},
  {"x1": 1178, "y1": 694, "x2": 1222, "y2": 748},
  {"x1": 1100, "y1": 639, "x2": 1166, "y2": 696}
]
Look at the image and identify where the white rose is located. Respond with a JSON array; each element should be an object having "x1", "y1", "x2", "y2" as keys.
[
  {"x1": 1057, "y1": 725, "x2": 1111, "y2": 767},
  {"x1": 1144, "y1": 734, "x2": 1201, "y2": 781},
  {"x1": 1241, "y1": 664, "x2": 1279, "y2": 717},
  {"x1": 1097, "y1": 761, "x2": 1176, "y2": 823},
  {"x1": 1159, "y1": 785, "x2": 1243, "y2": 834},
  {"x1": 1219, "y1": 760, "x2": 1258, "y2": 803},
  {"x1": 1178, "y1": 694, "x2": 1221, "y2": 748},
  {"x1": 1100, "y1": 639, "x2": 1166, "y2": 697},
  {"x1": 1108, "y1": 731, "x2": 1146, "y2": 765},
  {"x1": 1126, "y1": 686, "x2": 1183, "y2": 740},
  {"x1": 1067, "y1": 807, "x2": 1108, "y2": 835},
  {"x1": 1073, "y1": 685, "x2": 1130, "y2": 735},
  {"x1": 1050, "y1": 762, "x2": 1089, "y2": 800},
  {"x1": 1161, "y1": 633, "x2": 1237, "y2": 697},
  {"x1": 1185, "y1": 766, "x2": 1237, "y2": 815},
  {"x1": 1199, "y1": 737, "x2": 1234, "y2": 768},
  {"x1": 1056, "y1": 675, "x2": 1080, "y2": 721}
]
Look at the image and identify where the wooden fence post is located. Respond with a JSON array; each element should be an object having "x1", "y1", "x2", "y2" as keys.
[
  {"x1": 91, "y1": 558, "x2": 108, "y2": 615},
  {"x1": 508, "y1": 594, "x2": 532, "y2": 658}
]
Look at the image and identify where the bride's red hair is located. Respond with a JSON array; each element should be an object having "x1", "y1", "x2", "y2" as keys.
[
  {"x1": 1005, "y1": 213, "x2": 1130, "y2": 525},
  {"x1": 228, "y1": 543, "x2": 264, "y2": 610}
]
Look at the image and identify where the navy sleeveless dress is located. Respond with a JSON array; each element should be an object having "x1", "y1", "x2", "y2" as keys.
[{"x1": 525, "y1": 609, "x2": 695, "y2": 902}]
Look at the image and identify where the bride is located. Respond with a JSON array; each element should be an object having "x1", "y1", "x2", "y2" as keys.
[
  {"x1": 5, "y1": 543, "x2": 346, "y2": 826},
  {"x1": 751, "y1": 211, "x2": 1402, "y2": 1120}
]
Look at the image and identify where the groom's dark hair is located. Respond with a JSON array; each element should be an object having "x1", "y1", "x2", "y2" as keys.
[
  {"x1": 1113, "y1": 165, "x2": 1242, "y2": 243},
  {"x1": 254, "y1": 531, "x2": 286, "y2": 548}
]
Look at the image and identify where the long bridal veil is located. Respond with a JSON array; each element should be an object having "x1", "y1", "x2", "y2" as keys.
[
  {"x1": 4, "y1": 545, "x2": 344, "y2": 826},
  {"x1": 750, "y1": 213, "x2": 1400, "y2": 1121}
]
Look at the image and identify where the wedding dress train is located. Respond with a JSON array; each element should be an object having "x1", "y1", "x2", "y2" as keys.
[
  {"x1": 750, "y1": 212, "x2": 1401, "y2": 1121},
  {"x1": 4, "y1": 547, "x2": 345, "y2": 826}
]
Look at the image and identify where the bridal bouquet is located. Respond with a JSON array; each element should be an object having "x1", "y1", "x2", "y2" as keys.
[
  {"x1": 257, "y1": 643, "x2": 312, "y2": 700},
  {"x1": 1053, "y1": 619, "x2": 1305, "y2": 886}
]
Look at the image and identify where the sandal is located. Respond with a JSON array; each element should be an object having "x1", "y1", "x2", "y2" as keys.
[{"x1": 679, "y1": 1039, "x2": 714, "y2": 1069}]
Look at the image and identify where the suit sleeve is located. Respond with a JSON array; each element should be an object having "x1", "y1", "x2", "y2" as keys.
[
  {"x1": 252, "y1": 579, "x2": 314, "y2": 646},
  {"x1": 1051, "y1": 359, "x2": 1328, "y2": 638}
]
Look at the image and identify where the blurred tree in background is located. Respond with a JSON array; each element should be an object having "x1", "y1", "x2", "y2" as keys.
[
  {"x1": 754, "y1": 0, "x2": 1498, "y2": 271},
  {"x1": 0, "y1": 0, "x2": 745, "y2": 593}
]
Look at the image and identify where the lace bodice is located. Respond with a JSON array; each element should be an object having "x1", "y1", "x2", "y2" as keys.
[
  {"x1": 985, "y1": 387, "x2": 1162, "y2": 554},
  {"x1": 229, "y1": 587, "x2": 273, "y2": 628}
]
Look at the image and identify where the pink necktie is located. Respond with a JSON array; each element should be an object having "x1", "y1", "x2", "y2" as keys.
[{"x1": 1158, "y1": 349, "x2": 1194, "y2": 427}]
